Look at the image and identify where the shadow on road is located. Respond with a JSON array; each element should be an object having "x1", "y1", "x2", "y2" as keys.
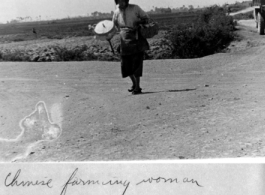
[
  {"x1": 139, "y1": 88, "x2": 197, "y2": 95},
  {"x1": 167, "y1": 88, "x2": 196, "y2": 92}
]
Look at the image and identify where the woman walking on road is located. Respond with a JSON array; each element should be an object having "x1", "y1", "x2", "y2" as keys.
[{"x1": 112, "y1": 0, "x2": 149, "y2": 95}]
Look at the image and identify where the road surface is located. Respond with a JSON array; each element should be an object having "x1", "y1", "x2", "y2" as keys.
[{"x1": 1, "y1": 19, "x2": 265, "y2": 162}]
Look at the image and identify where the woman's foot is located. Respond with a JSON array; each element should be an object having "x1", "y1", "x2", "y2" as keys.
[
  {"x1": 128, "y1": 85, "x2": 135, "y2": 92},
  {"x1": 132, "y1": 88, "x2": 142, "y2": 95}
]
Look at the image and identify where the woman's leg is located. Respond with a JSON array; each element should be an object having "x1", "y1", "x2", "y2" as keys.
[
  {"x1": 134, "y1": 76, "x2": 141, "y2": 90},
  {"x1": 131, "y1": 76, "x2": 142, "y2": 94},
  {"x1": 131, "y1": 53, "x2": 143, "y2": 94},
  {"x1": 133, "y1": 52, "x2": 143, "y2": 93},
  {"x1": 129, "y1": 75, "x2": 136, "y2": 90},
  {"x1": 129, "y1": 75, "x2": 141, "y2": 90}
]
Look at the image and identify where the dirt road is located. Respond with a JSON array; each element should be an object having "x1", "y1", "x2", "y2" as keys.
[
  {"x1": 229, "y1": 7, "x2": 254, "y2": 16},
  {"x1": 1, "y1": 20, "x2": 265, "y2": 162}
]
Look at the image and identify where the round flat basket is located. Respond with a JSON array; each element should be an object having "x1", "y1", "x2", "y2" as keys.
[{"x1": 93, "y1": 20, "x2": 117, "y2": 41}]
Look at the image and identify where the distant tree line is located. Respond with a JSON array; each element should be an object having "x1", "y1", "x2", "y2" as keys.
[
  {"x1": 6, "y1": 1, "x2": 251, "y2": 24},
  {"x1": 90, "y1": 11, "x2": 114, "y2": 18},
  {"x1": 147, "y1": 5, "x2": 201, "y2": 14}
]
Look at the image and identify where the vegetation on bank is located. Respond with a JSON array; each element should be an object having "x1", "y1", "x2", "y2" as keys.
[
  {"x1": 166, "y1": 6, "x2": 236, "y2": 58},
  {"x1": 0, "y1": 5, "x2": 237, "y2": 62}
]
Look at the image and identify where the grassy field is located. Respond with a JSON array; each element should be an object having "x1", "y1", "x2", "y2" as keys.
[{"x1": 0, "y1": 12, "x2": 198, "y2": 43}]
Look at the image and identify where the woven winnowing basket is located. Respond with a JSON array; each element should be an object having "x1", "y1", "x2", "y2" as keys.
[
  {"x1": 93, "y1": 20, "x2": 117, "y2": 41},
  {"x1": 140, "y1": 20, "x2": 159, "y2": 39}
]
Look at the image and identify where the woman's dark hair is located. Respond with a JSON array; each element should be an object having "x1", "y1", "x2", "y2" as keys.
[{"x1": 114, "y1": 0, "x2": 129, "y2": 5}]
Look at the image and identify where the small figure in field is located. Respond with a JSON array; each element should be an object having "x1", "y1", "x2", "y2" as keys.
[
  {"x1": 227, "y1": 7, "x2": 231, "y2": 15},
  {"x1": 32, "y1": 28, "x2": 37, "y2": 38}
]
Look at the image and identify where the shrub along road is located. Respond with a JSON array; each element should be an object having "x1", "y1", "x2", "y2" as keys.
[{"x1": 1, "y1": 19, "x2": 265, "y2": 161}]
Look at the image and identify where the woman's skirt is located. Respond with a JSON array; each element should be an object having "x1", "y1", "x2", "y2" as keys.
[{"x1": 121, "y1": 52, "x2": 144, "y2": 78}]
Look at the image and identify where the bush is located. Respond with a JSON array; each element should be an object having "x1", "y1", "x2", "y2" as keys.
[
  {"x1": 52, "y1": 45, "x2": 90, "y2": 61},
  {"x1": 0, "y1": 44, "x2": 120, "y2": 62},
  {"x1": 166, "y1": 6, "x2": 236, "y2": 58},
  {"x1": 0, "y1": 49, "x2": 30, "y2": 61}
]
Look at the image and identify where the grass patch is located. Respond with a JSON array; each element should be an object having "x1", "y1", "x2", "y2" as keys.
[{"x1": 52, "y1": 45, "x2": 96, "y2": 61}]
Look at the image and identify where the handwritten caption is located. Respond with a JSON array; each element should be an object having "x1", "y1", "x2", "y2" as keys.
[{"x1": 4, "y1": 168, "x2": 203, "y2": 195}]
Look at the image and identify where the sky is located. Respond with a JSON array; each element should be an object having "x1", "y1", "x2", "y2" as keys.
[{"x1": 0, "y1": 0, "x2": 244, "y2": 23}]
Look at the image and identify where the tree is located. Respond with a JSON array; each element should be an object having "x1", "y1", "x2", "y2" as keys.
[
  {"x1": 180, "y1": 5, "x2": 188, "y2": 11},
  {"x1": 91, "y1": 11, "x2": 99, "y2": 17},
  {"x1": 165, "y1": 7, "x2": 172, "y2": 13},
  {"x1": 188, "y1": 5, "x2": 194, "y2": 11},
  {"x1": 10, "y1": 19, "x2": 19, "y2": 24}
]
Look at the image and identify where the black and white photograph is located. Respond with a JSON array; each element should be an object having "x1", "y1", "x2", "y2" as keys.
[
  {"x1": 1, "y1": 0, "x2": 265, "y2": 194},
  {"x1": 1, "y1": 0, "x2": 263, "y2": 162}
]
